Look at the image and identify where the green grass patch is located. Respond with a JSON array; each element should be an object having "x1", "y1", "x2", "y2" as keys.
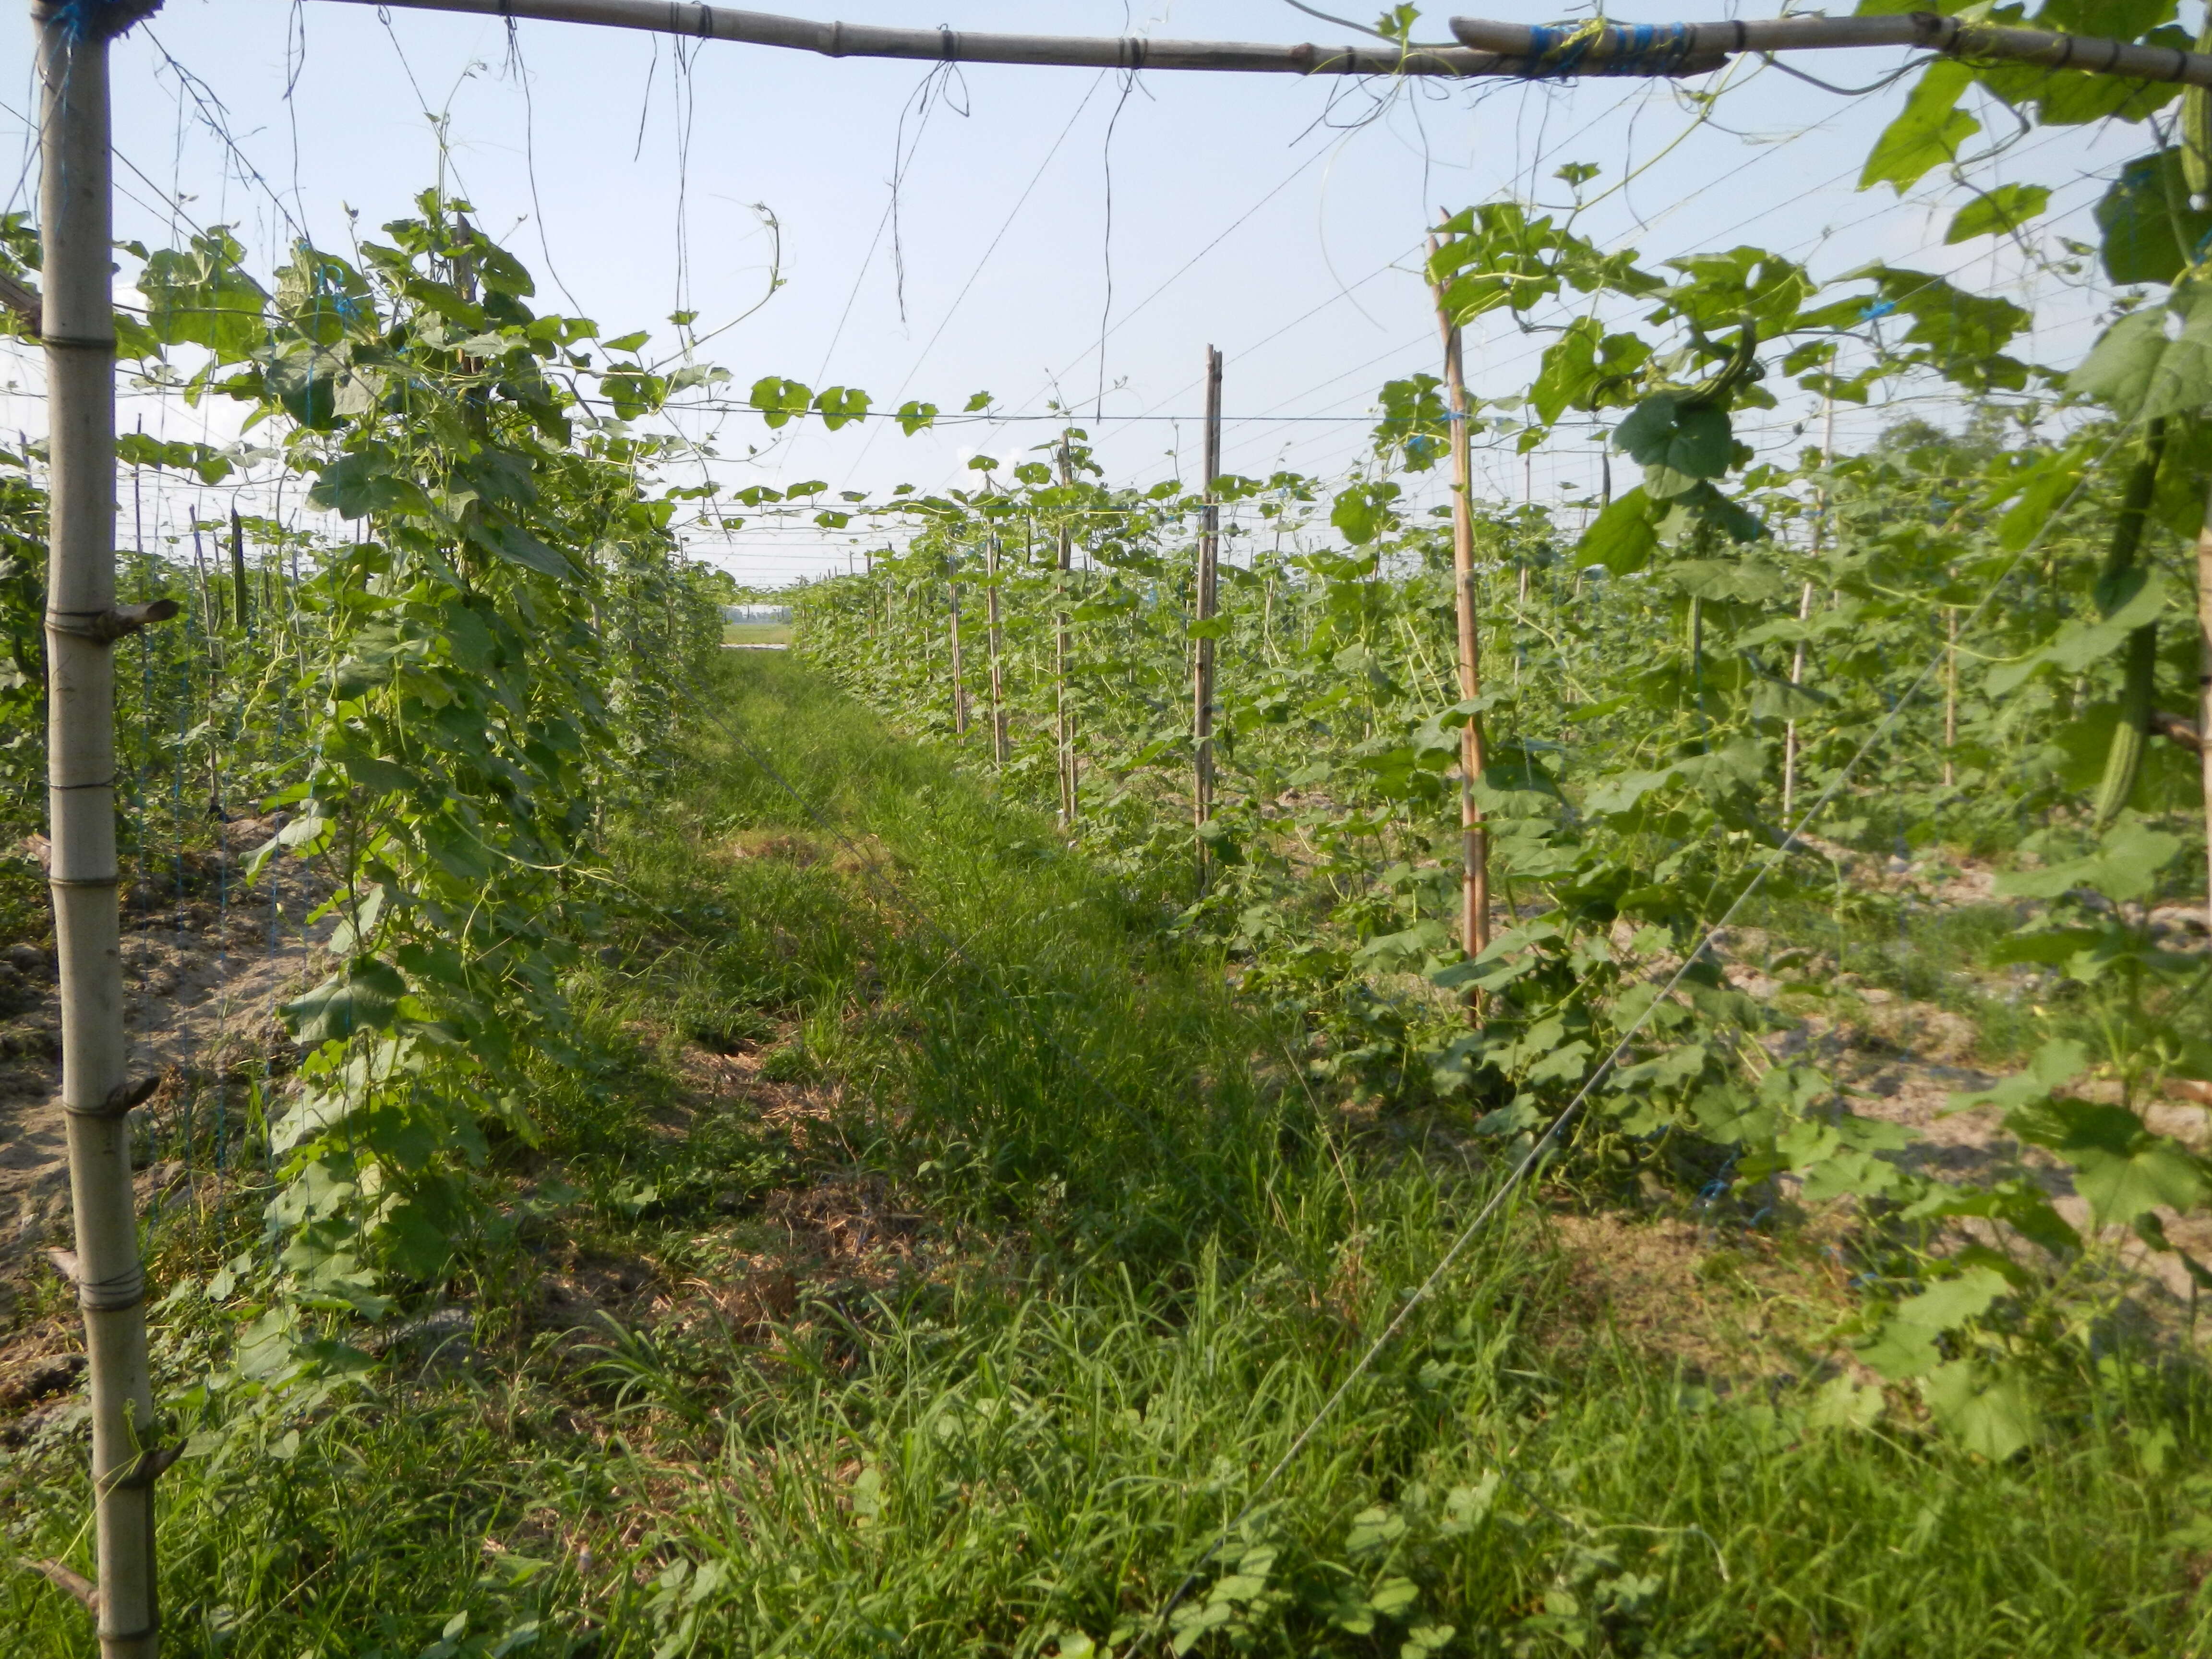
[
  {"x1": 722, "y1": 622, "x2": 793, "y2": 646},
  {"x1": 6, "y1": 654, "x2": 2211, "y2": 1656}
]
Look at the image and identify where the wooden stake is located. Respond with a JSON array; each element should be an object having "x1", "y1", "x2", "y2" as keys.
[
  {"x1": 2198, "y1": 480, "x2": 2212, "y2": 923},
  {"x1": 1192, "y1": 345, "x2": 1222, "y2": 880},
  {"x1": 229, "y1": 508, "x2": 251, "y2": 637},
  {"x1": 1782, "y1": 581, "x2": 1814, "y2": 823},
  {"x1": 1943, "y1": 605, "x2": 1959, "y2": 789},
  {"x1": 1430, "y1": 242, "x2": 1488, "y2": 1011},
  {"x1": 1054, "y1": 450, "x2": 1077, "y2": 830},
  {"x1": 948, "y1": 558, "x2": 967, "y2": 736},
  {"x1": 36, "y1": 4, "x2": 165, "y2": 1652},
  {"x1": 985, "y1": 530, "x2": 1008, "y2": 766},
  {"x1": 1783, "y1": 397, "x2": 1834, "y2": 830}
]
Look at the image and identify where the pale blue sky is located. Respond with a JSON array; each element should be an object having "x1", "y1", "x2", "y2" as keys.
[{"x1": 0, "y1": 3, "x2": 2160, "y2": 583}]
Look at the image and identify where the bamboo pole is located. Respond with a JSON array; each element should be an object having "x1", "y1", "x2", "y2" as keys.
[
  {"x1": 985, "y1": 530, "x2": 1007, "y2": 766},
  {"x1": 335, "y1": 0, "x2": 1548, "y2": 75},
  {"x1": 329, "y1": 0, "x2": 2212, "y2": 89},
  {"x1": 229, "y1": 508, "x2": 251, "y2": 637},
  {"x1": 1192, "y1": 346, "x2": 1222, "y2": 879},
  {"x1": 2199, "y1": 482, "x2": 2212, "y2": 921},
  {"x1": 2092, "y1": 420, "x2": 2169, "y2": 829},
  {"x1": 947, "y1": 554, "x2": 967, "y2": 736},
  {"x1": 1430, "y1": 247, "x2": 1489, "y2": 1010},
  {"x1": 1783, "y1": 397, "x2": 1834, "y2": 829},
  {"x1": 1448, "y1": 13, "x2": 2212, "y2": 88},
  {"x1": 35, "y1": 2, "x2": 172, "y2": 1652},
  {"x1": 1054, "y1": 452, "x2": 1077, "y2": 830},
  {"x1": 1782, "y1": 581, "x2": 1813, "y2": 822},
  {"x1": 1943, "y1": 605, "x2": 1959, "y2": 789}
]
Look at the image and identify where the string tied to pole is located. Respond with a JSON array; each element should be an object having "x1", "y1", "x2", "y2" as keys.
[{"x1": 34, "y1": 0, "x2": 164, "y2": 43}]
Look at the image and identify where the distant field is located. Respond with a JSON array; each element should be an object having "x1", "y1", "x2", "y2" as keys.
[{"x1": 722, "y1": 622, "x2": 793, "y2": 646}]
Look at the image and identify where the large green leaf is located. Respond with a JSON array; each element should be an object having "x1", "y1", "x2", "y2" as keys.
[
  {"x1": 282, "y1": 958, "x2": 408, "y2": 1045},
  {"x1": 2095, "y1": 149, "x2": 2212, "y2": 286},
  {"x1": 1992, "y1": 820, "x2": 2181, "y2": 904},
  {"x1": 309, "y1": 450, "x2": 431, "y2": 519},
  {"x1": 1892, "y1": 1264, "x2": 2010, "y2": 1332},
  {"x1": 468, "y1": 520, "x2": 577, "y2": 582},
  {"x1": 1945, "y1": 183, "x2": 2051, "y2": 244},
  {"x1": 1575, "y1": 486, "x2": 1658, "y2": 574},
  {"x1": 1614, "y1": 393, "x2": 1733, "y2": 498},
  {"x1": 138, "y1": 227, "x2": 271, "y2": 362},
  {"x1": 2070, "y1": 286, "x2": 2212, "y2": 419},
  {"x1": 1922, "y1": 1360, "x2": 2038, "y2": 1460},
  {"x1": 2008, "y1": 1095, "x2": 2207, "y2": 1227},
  {"x1": 1860, "y1": 61, "x2": 1980, "y2": 196}
]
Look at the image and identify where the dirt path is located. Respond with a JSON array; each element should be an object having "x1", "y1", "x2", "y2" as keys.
[{"x1": 0, "y1": 818, "x2": 332, "y2": 1262}]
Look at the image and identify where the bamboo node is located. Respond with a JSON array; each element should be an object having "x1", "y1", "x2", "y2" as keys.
[
  {"x1": 45, "y1": 599, "x2": 181, "y2": 644},
  {"x1": 62, "y1": 1073, "x2": 161, "y2": 1121},
  {"x1": 50, "y1": 1241, "x2": 148, "y2": 1313},
  {"x1": 109, "y1": 1442, "x2": 184, "y2": 1492}
]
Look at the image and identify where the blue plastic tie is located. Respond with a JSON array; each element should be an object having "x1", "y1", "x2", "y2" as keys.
[
  {"x1": 1521, "y1": 20, "x2": 1693, "y2": 79},
  {"x1": 48, "y1": 0, "x2": 162, "y2": 43}
]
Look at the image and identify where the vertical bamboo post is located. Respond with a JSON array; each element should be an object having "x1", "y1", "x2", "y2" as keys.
[
  {"x1": 1783, "y1": 398, "x2": 1835, "y2": 828},
  {"x1": 1054, "y1": 446, "x2": 1077, "y2": 829},
  {"x1": 1942, "y1": 604, "x2": 1959, "y2": 789},
  {"x1": 2198, "y1": 481, "x2": 2212, "y2": 920},
  {"x1": 36, "y1": 1, "x2": 168, "y2": 1651},
  {"x1": 1429, "y1": 243, "x2": 1488, "y2": 1005},
  {"x1": 229, "y1": 508, "x2": 250, "y2": 638},
  {"x1": 986, "y1": 530, "x2": 1008, "y2": 765},
  {"x1": 948, "y1": 552, "x2": 967, "y2": 736},
  {"x1": 1192, "y1": 346, "x2": 1222, "y2": 878},
  {"x1": 1782, "y1": 581, "x2": 1814, "y2": 823}
]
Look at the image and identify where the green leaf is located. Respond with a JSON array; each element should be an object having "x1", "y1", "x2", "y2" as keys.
[
  {"x1": 1948, "y1": 1038, "x2": 2090, "y2": 1114},
  {"x1": 309, "y1": 450, "x2": 429, "y2": 520},
  {"x1": 1860, "y1": 61, "x2": 1980, "y2": 196},
  {"x1": 1993, "y1": 821, "x2": 2181, "y2": 904},
  {"x1": 1576, "y1": 486, "x2": 1657, "y2": 574},
  {"x1": 2095, "y1": 149, "x2": 2212, "y2": 286},
  {"x1": 749, "y1": 375, "x2": 813, "y2": 428},
  {"x1": 337, "y1": 754, "x2": 420, "y2": 796},
  {"x1": 282, "y1": 958, "x2": 407, "y2": 1044},
  {"x1": 138, "y1": 228, "x2": 271, "y2": 362},
  {"x1": 1613, "y1": 392, "x2": 1733, "y2": 497},
  {"x1": 1945, "y1": 183, "x2": 2051, "y2": 244},
  {"x1": 2071, "y1": 288, "x2": 2212, "y2": 421},
  {"x1": 1894, "y1": 1264, "x2": 2010, "y2": 1331},
  {"x1": 2007, "y1": 1096, "x2": 2207, "y2": 1227},
  {"x1": 1921, "y1": 1360, "x2": 2038, "y2": 1460},
  {"x1": 813, "y1": 385, "x2": 871, "y2": 430},
  {"x1": 469, "y1": 521, "x2": 577, "y2": 582},
  {"x1": 1331, "y1": 480, "x2": 1400, "y2": 545}
]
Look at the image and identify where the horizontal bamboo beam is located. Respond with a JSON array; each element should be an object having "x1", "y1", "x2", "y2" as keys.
[
  {"x1": 1448, "y1": 13, "x2": 2212, "y2": 90},
  {"x1": 320, "y1": 0, "x2": 1722, "y2": 78},
  {"x1": 328, "y1": 0, "x2": 2212, "y2": 89}
]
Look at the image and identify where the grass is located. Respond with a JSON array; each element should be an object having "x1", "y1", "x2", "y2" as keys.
[
  {"x1": 5, "y1": 652, "x2": 2212, "y2": 1655},
  {"x1": 722, "y1": 623, "x2": 793, "y2": 647}
]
